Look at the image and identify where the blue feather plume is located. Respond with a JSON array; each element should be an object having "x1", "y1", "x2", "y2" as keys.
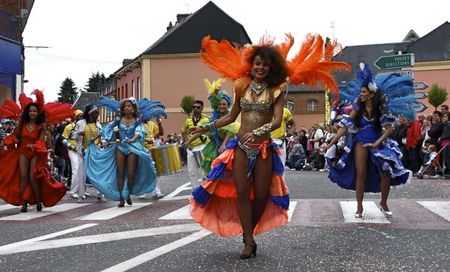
[
  {"x1": 138, "y1": 98, "x2": 167, "y2": 121},
  {"x1": 95, "y1": 96, "x2": 120, "y2": 112}
]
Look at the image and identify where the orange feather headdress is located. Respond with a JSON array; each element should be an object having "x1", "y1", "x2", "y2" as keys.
[{"x1": 200, "y1": 33, "x2": 351, "y2": 95}]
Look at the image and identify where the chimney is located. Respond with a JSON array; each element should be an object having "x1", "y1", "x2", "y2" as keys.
[
  {"x1": 166, "y1": 21, "x2": 173, "y2": 31},
  {"x1": 176, "y1": 13, "x2": 190, "y2": 25}
]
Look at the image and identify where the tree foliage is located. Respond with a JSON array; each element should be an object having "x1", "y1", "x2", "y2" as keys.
[
  {"x1": 427, "y1": 84, "x2": 447, "y2": 110},
  {"x1": 57, "y1": 77, "x2": 78, "y2": 104},
  {"x1": 85, "y1": 72, "x2": 106, "y2": 92},
  {"x1": 180, "y1": 95, "x2": 195, "y2": 116}
]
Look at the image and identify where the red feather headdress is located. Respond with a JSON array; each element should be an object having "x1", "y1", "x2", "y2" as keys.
[{"x1": 0, "y1": 90, "x2": 73, "y2": 124}]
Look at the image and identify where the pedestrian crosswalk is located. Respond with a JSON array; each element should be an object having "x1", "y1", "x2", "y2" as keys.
[{"x1": 0, "y1": 200, "x2": 449, "y2": 227}]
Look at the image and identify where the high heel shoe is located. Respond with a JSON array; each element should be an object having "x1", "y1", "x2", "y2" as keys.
[
  {"x1": 20, "y1": 203, "x2": 28, "y2": 213},
  {"x1": 36, "y1": 202, "x2": 42, "y2": 212},
  {"x1": 380, "y1": 207, "x2": 393, "y2": 217},
  {"x1": 118, "y1": 197, "x2": 125, "y2": 208},
  {"x1": 239, "y1": 242, "x2": 257, "y2": 259},
  {"x1": 354, "y1": 213, "x2": 363, "y2": 218},
  {"x1": 126, "y1": 198, "x2": 132, "y2": 206}
]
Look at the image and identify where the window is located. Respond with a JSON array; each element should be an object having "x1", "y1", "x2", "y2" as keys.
[
  {"x1": 307, "y1": 99, "x2": 318, "y2": 112},
  {"x1": 285, "y1": 100, "x2": 295, "y2": 113},
  {"x1": 132, "y1": 80, "x2": 135, "y2": 98}
]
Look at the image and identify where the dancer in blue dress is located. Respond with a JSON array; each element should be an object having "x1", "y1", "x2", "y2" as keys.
[
  {"x1": 85, "y1": 97, "x2": 166, "y2": 207},
  {"x1": 324, "y1": 63, "x2": 416, "y2": 218}
]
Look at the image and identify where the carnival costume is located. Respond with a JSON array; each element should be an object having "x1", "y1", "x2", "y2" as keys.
[
  {"x1": 0, "y1": 90, "x2": 72, "y2": 206},
  {"x1": 190, "y1": 34, "x2": 351, "y2": 236},
  {"x1": 201, "y1": 78, "x2": 240, "y2": 174},
  {"x1": 83, "y1": 97, "x2": 166, "y2": 201},
  {"x1": 327, "y1": 63, "x2": 416, "y2": 192}
]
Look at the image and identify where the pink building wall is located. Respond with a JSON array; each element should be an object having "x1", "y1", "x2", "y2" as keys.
[
  {"x1": 116, "y1": 65, "x2": 142, "y2": 100},
  {"x1": 147, "y1": 57, "x2": 233, "y2": 135},
  {"x1": 414, "y1": 69, "x2": 450, "y2": 116}
]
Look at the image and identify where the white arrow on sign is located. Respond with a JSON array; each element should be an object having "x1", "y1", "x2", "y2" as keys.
[
  {"x1": 414, "y1": 92, "x2": 427, "y2": 99},
  {"x1": 412, "y1": 102, "x2": 428, "y2": 113},
  {"x1": 413, "y1": 82, "x2": 429, "y2": 90}
]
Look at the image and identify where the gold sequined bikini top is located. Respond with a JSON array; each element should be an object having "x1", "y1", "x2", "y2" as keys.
[
  {"x1": 240, "y1": 87, "x2": 273, "y2": 111},
  {"x1": 235, "y1": 77, "x2": 286, "y2": 112}
]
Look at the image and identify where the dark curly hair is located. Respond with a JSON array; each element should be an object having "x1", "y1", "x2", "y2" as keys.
[
  {"x1": 21, "y1": 103, "x2": 45, "y2": 124},
  {"x1": 355, "y1": 89, "x2": 384, "y2": 132},
  {"x1": 119, "y1": 99, "x2": 140, "y2": 119},
  {"x1": 247, "y1": 46, "x2": 288, "y2": 87}
]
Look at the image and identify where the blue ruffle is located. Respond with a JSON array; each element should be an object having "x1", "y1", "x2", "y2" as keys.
[
  {"x1": 271, "y1": 195, "x2": 290, "y2": 210},
  {"x1": 380, "y1": 114, "x2": 396, "y2": 127},
  {"x1": 338, "y1": 117, "x2": 355, "y2": 129},
  {"x1": 192, "y1": 186, "x2": 211, "y2": 207},
  {"x1": 205, "y1": 162, "x2": 226, "y2": 180}
]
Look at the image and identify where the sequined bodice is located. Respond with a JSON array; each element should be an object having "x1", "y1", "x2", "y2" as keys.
[{"x1": 239, "y1": 87, "x2": 273, "y2": 112}]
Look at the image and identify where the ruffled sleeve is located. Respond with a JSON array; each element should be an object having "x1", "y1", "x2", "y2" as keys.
[
  {"x1": 338, "y1": 117, "x2": 355, "y2": 130},
  {"x1": 101, "y1": 119, "x2": 119, "y2": 141},
  {"x1": 380, "y1": 114, "x2": 396, "y2": 127},
  {"x1": 134, "y1": 121, "x2": 145, "y2": 143}
]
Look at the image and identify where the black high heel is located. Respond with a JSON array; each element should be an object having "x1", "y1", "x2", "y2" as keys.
[
  {"x1": 20, "y1": 203, "x2": 28, "y2": 213},
  {"x1": 239, "y1": 242, "x2": 257, "y2": 259},
  {"x1": 126, "y1": 198, "x2": 132, "y2": 206},
  {"x1": 36, "y1": 202, "x2": 42, "y2": 212},
  {"x1": 118, "y1": 197, "x2": 125, "y2": 207}
]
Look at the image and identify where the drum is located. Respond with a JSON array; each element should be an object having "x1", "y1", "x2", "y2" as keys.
[
  {"x1": 150, "y1": 144, "x2": 182, "y2": 176},
  {"x1": 191, "y1": 144, "x2": 205, "y2": 168}
]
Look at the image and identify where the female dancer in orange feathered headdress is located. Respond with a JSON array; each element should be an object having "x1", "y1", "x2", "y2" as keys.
[
  {"x1": 0, "y1": 90, "x2": 73, "y2": 212},
  {"x1": 189, "y1": 34, "x2": 350, "y2": 259}
]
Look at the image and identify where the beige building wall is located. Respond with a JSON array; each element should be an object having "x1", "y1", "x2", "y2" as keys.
[
  {"x1": 410, "y1": 61, "x2": 450, "y2": 116},
  {"x1": 143, "y1": 54, "x2": 234, "y2": 135}
]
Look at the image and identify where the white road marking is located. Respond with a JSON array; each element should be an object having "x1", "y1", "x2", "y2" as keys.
[
  {"x1": 0, "y1": 223, "x2": 202, "y2": 255},
  {"x1": 75, "y1": 203, "x2": 152, "y2": 220},
  {"x1": 417, "y1": 201, "x2": 450, "y2": 222},
  {"x1": 288, "y1": 201, "x2": 297, "y2": 222},
  {"x1": 340, "y1": 201, "x2": 390, "y2": 224},
  {"x1": 161, "y1": 182, "x2": 191, "y2": 201},
  {"x1": 101, "y1": 229, "x2": 210, "y2": 272},
  {"x1": 159, "y1": 205, "x2": 191, "y2": 220},
  {"x1": 0, "y1": 203, "x2": 91, "y2": 221},
  {"x1": 0, "y1": 204, "x2": 17, "y2": 212},
  {"x1": 0, "y1": 223, "x2": 97, "y2": 254}
]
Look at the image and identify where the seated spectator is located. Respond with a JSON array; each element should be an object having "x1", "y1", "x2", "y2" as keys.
[{"x1": 417, "y1": 144, "x2": 438, "y2": 178}]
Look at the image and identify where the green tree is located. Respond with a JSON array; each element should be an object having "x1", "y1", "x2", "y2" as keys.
[
  {"x1": 85, "y1": 72, "x2": 106, "y2": 92},
  {"x1": 180, "y1": 95, "x2": 195, "y2": 116},
  {"x1": 427, "y1": 84, "x2": 448, "y2": 110},
  {"x1": 57, "y1": 77, "x2": 78, "y2": 104}
]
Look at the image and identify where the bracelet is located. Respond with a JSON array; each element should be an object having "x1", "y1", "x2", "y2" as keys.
[{"x1": 252, "y1": 123, "x2": 272, "y2": 137}]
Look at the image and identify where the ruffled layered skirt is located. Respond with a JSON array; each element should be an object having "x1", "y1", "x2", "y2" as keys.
[
  {"x1": 327, "y1": 135, "x2": 411, "y2": 193},
  {"x1": 189, "y1": 138, "x2": 289, "y2": 237},
  {"x1": 84, "y1": 142, "x2": 156, "y2": 200},
  {"x1": 0, "y1": 147, "x2": 66, "y2": 207}
]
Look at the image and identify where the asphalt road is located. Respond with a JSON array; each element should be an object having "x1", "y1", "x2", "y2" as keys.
[{"x1": 0, "y1": 168, "x2": 449, "y2": 272}]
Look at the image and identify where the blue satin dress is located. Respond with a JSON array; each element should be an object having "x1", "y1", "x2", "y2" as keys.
[
  {"x1": 84, "y1": 118, "x2": 156, "y2": 200},
  {"x1": 327, "y1": 114, "x2": 411, "y2": 193}
]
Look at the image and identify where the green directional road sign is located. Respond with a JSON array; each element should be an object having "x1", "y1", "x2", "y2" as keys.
[
  {"x1": 374, "y1": 53, "x2": 415, "y2": 70},
  {"x1": 412, "y1": 101, "x2": 428, "y2": 113},
  {"x1": 413, "y1": 82, "x2": 429, "y2": 90}
]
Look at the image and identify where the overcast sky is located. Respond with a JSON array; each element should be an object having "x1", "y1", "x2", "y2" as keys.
[{"x1": 22, "y1": 0, "x2": 449, "y2": 102}]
